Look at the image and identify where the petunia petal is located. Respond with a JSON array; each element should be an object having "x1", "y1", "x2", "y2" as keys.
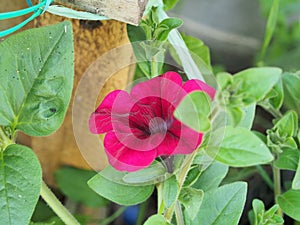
[
  {"x1": 104, "y1": 132, "x2": 157, "y2": 172},
  {"x1": 183, "y1": 79, "x2": 216, "y2": 99},
  {"x1": 89, "y1": 90, "x2": 133, "y2": 134},
  {"x1": 168, "y1": 119, "x2": 202, "y2": 154},
  {"x1": 156, "y1": 132, "x2": 179, "y2": 156}
]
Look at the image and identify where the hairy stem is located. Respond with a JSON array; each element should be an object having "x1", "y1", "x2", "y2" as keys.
[
  {"x1": 175, "y1": 201, "x2": 185, "y2": 225},
  {"x1": 256, "y1": 165, "x2": 274, "y2": 190},
  {"x1": 40, "y1": 181, "x2": 80, "y2": 225},
  {"x1": 164, "y1": 151, "x2": 197, "y2": 222},
  {"x1": 156, "y1": 183, "x2": 164, "y2": 215},
  {"x1": 272, "y1": 165, "x2": 283, "y2": 217}
]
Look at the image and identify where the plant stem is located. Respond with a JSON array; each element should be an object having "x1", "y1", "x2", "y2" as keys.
[
  {"x1": 156, "y1": 183, "x2": 164, "y2": 215},
  {"x1": 0, "y1": 126, "x2": 13, "y2": 150},
  {"x1": 174, "y1": 201, "x2": 185, "y2": 225},
  {"x1": 136, "y1": 200, "x2": 148, "y2": 225},
  {"x1": 40, "y1": 180, "x2": 80, "y2": 225},
  {"x1": 151, "y1": 57, "x2": 159, "y2": 78},
  {"x1": 268, "y1": 106, "x2": 283, "y2": 119},
  {"x1": 256, "y1": 165, "x2": 274, "y2": 190},
  {"x1": 272, "y1": 165, "x2": 283, "y2": 217},
  {"x1": 99, "y1": 206, "x2": 126, "y2": 225},
  {"x1": 164, "y1": 151, "x2": 196, "y2": 222}
]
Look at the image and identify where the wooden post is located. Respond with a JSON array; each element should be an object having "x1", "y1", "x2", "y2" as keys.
[{"x1": 55, "y1": 0, "x2": 148, "y2": 25}]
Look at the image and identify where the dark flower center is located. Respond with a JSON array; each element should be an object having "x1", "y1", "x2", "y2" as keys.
[{"x1": 149, "y1": 117, "x2": 168, "y2": 134}]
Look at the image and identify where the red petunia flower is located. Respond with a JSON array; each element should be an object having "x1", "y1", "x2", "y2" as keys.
[{"x1": 89, "y1": 72, "x2": 215, "y2": 172}]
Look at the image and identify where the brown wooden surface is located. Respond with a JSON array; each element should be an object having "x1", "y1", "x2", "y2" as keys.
[
  {"x1": 33, "y1": 14, "x2": 134, "y2": 185},
  {"x1": 55, "y1": 0, "x2": 148, "y2": 25},
  {"x1": 1, "y1": 1, "x2": 135, "y2": 185}
]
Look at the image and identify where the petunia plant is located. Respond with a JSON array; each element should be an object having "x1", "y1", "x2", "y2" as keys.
[
  {"x1": 0, "y1": 0, "x2": 300, "y2": 224},
  {"x1": 87, "y1": 3, "x2": 300, "y2": 225}
]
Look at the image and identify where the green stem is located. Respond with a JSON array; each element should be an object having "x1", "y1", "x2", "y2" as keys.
[
  {"x1": 268, "y1": 106, "x2": 283, "y2": 119},
  {"x1": 272, "y1": 165, "x2": 283, "y2": 217},
  {"x1": 40, "y1": 181, "x2": 80, "y2": 225},
  {"x1": 0, "y1": 126, "x2": 13, "y2": 150},
  {"x1": 256, "y1": 165, "x2": 274, "y2": 190},
  {"x1": 164, "y1": 151, "x2": 197, "y2": 222},
  {"x1": 99, "y1": 206, "x2": 126, "y2": 225},
  {"x1": 151, "y1": 57, "x2": 159, "y2": 78},
  {"x1": 174, "y1": 201, "x2": 184, "y2": 225},
  {"x1": 156, "y1": 183, "x2": 164, "y2": 215},
  {"x1": 136, "y1": 200, "x2": 148, "y2": 225}
]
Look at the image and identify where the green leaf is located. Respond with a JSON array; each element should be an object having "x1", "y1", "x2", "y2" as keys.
[
  {"x1": 277, "y1": 189, "x2": 300, "y2": 221},
  {"x1": 180, "y1": 187, "x2": 204, "y2": 220},
  {"x1": 127, "y1": 24, "x2": 147, "y2": 42},
  {"x1": 193, "y1": 161, "x2": 229, "y2": 192},
  {"x1": 227, "y1": 107, "x2": 244, "y2": 127},
  {"x1": 183, "y1": 165, "x2": 202, "y2": 187},
  {"x1": 233, "y1": 67, "x2": 282, "y2": 104},
  {"x1": 292, "y1": 158, "x2": 300, "y2": 190},
  {"x1": 0, "y1": 144, "x2": 42, "y2": 225},
  {"x1": 258, "y1": 0, "x2": 279, "y2": 61},
  {"x1": 282, "y1": 72, "x2": 300, "y2": 116},
  {"x1": 236, "y1": 104, "x2": 256, "y2": 129},
  {"x1": 163, "y1": 0, "x2": 180, "y2": 11},
  {"x1": 174, "y1": 91, "x2": 211, "y2": 132},
  {"x1": 206, "y1": 126, "x2": 274, "y2": 167},
  {"x1": 155, "y1": 18, "x2": 183, "y2": 41},
  {"x1": 252, "y1": 199, "x2": 265, "y2": 224},
  {"x1": 0, "y1": 21, "x2": 74, "y2": 136},
  {"x1": 274, "y1": 111, "x2": 298, "y2": 137},
  {"x1": 143, "y1": 214, "x2": 169, "y2": 225},
  {"x1": 162, "y1": 175, "x2": 178, "y2": 208},
  {"x1": 194, "y1": 182, "x2": 247, "y2": 225},
  {"x1": 88, "y1": 172, "x2": 154, "y2": 206},
  {"x1": 274, "y1": 148, "x2": 300, "y2": 170},
  {"x1": 264, "y1": 78, "x2": 284, "y2": 110},
  {"x1": 251, "y1": 199, "x2": 284, "y2": 225},
  {"x1": 55, "y1": 167, "x2": 109, "y2": 207},
  {"x1": 123, "y1": 161, "x2": 168, "y2": 185}
]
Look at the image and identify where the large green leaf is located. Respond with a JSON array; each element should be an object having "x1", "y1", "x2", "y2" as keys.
[
  {"x1": 174, "y1": 91, "x2": 211, "y2": 132},
  {"x1": 193, "y1": 161, "x2": 229, "y2": 192},
  {"x1": 233, "y1": 67, "x2": 282, "y2": 104},
  {"x1": 0, "y1": 144, "x2": 42, "y2": 225},
  {"x1": 55, "y1": 167, "x2": 108, "y2": 207},
  {"x1": 0, "y1": 21, "x2": 74, "y2": 136},
  {"x1": 88, "y1": 172, "x2": 154, "y2": 206},
  {"x1": 122, "y1": 161, "x2": 168, "y2": 185},
  {"x1": 162, "y1": 175, "x2": 178, "y2": 208},
  {"x1": 180, "y1": 187, "x2": 204, "y2": 220},
  {"x1": 194, "y1": 182, "x2": 247, "y2": 225},
  {"x1": 206, "y1": 126, "x2": 274, "y2": 167},
  {"x1": 277, "y1": 189, "x2": 300, "y2": 221},
  {"x1": 274, "y1": 148, "x2": 300, "y2": 171}
]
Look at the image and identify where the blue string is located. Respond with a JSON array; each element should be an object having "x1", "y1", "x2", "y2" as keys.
[
  {"x1": 26, "y1": 0, "x2": 33, "y2": 7},
  {"x1": 0, "y1": 0, "x2": 53, "y2": 38},
  {"x1": 43, "y1": 0, "x2": 53, "y2": 13}
]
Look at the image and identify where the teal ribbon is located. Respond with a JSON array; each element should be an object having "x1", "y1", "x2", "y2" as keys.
[{"x1": 0, "y1": 0, "x2": 53, "y2": 37}]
